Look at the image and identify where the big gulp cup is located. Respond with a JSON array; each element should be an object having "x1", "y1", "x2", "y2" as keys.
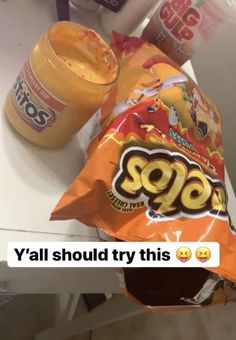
[
  {"x1": 4, "y1": 21, "x2": 119, "y2": 147},
  {"x1": 142, "y1": 0, "x2": 236, "y2": 65}
]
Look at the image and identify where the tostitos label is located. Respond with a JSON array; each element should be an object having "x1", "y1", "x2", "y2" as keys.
[{"x1": 11, "y1": 60, "x2": 66, "y2": 132}]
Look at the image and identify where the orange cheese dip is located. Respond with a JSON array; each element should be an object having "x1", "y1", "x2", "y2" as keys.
[{"x1": 4, "y1": 22, "x2": 119, "y2": 147}]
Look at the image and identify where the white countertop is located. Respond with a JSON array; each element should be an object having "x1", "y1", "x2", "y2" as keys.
[{"x1": 0, "y1": 0, "x2": 235, "y2": 241}]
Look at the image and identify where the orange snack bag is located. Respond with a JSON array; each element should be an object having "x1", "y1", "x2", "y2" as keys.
[{"x1": 51, "y1": 33, "x2": 236, "y2": 286}]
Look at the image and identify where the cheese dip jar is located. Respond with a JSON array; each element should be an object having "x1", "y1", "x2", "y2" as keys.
[{"x1": 4, "y1": 21, "x2": 119, "y2": 147}]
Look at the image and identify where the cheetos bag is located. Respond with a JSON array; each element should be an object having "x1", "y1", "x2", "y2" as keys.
[{"x1": 51, "y1": 33, "x2": 236, "y2": 290}]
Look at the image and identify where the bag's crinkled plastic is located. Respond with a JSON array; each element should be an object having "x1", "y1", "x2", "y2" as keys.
[{"x1": 51, "y1": 33, "x2": 236, "y2": 305}]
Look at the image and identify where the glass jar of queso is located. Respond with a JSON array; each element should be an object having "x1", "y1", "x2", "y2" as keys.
[{"x1": 4, "y1": 21, "x2": 119, "y2": 147}]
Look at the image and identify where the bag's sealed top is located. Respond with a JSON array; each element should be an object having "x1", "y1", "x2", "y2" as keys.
[{"x1": 51, "y1": 33, "x2": 236, "y2": 286}]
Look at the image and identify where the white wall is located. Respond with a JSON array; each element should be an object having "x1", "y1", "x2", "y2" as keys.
[{"x1": 192, "y1": 23, "x2": 236, "y2": 191}]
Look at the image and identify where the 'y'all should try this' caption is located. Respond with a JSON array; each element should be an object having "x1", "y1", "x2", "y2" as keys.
[{"x1": 7, "y1": 242, "x2": 219, "y2": 267}]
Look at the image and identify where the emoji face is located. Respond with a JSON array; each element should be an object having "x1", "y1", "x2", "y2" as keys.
[
  {"x1": 196, "y1": 247, "x2": 211, "y2": 263},
  {"x1": 176, "y1": 247, "x2": 192, "y2": 263}
]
